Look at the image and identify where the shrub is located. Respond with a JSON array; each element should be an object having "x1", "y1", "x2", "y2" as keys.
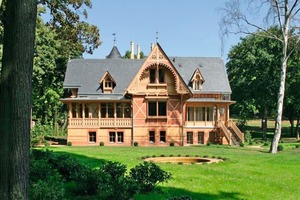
[
  {"x1": 239, "y1": 143, "x2": 244, "y2": 147},
  {"x1": 177, "y1": 154, "x2": 181, "y2": 157},
  {"x1": 67, "y1": 141, "x2": 72, "y2": 146},
  {"x1": 203, "y1": 155, "x2": 209, "y2": 158},
  {"x1": 277, "y1": 144, "x2": 284, "y2": 151},
  {"x1": 170, "y1": 142, "x2": 175, "y2": 146},
  {"x1": 295, "y1": 144, "x2": 300, "y2": 148},
  {"x1": 152, "y1": 155, "x2": 156, "y2": 158},
  {"x1": 185, "y1": 155, "x2": 190, "y2": 157},
  {"x1": 133, "y1": 141, "x2": 138, "y2": 146},
  {"x1": 263, "y1": 141, "x2": 270, "y2": 146},
  {"x1": 207, "y1": 142, "x2": 212, "y2": 146},
  {"x1": 169, "y1": 154, "x2": 174, "y2": 157},
  {"x1": 99, "y1": 141, "x2": 104, "y2": 146},
  {"x1": 98, "y1": 161, "x2": 135, "y2": 200},
  {"x1": 249, "y1": 140, "x2": 254, "y2": 145},
  {"x1": 129, "y1": 162, "x2": 172, "y2": 193},
  {"x1": 244, "y1": 131, "x2": 252, "y2": 143},
  {"x1": 160, "y1": 154, "x2": 166, "y2": 157},
  {"x1": 29, "y1": 175, "x2": 65, "y2": 200}
]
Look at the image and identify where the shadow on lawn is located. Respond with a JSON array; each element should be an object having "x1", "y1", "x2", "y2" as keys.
[
  {"x1": 48, "y1": 149, "x2": 107, "y2": 168},
  {"x1": 137, "y1": 187, "x2": 244, "y2": 200}
]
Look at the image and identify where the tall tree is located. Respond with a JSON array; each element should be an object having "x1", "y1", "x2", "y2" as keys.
[
  {"x1": 220, "y1": 0, "x2": 300, "y2": 153},
  {"x1": 0, "y1": 0, "x2": 37, "y2": 199},
  {"x1": 227, "y1": 28, "x2": 281, "y2": 139}
]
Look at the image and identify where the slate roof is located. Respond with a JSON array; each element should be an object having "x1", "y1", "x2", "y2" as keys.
[
  {"x1": 170, "y1": 57, "x2": 231, "y2": 93},
  {"x1": 106, "y1": 46, "x2": 122, "y2": 59},
  {"x1": 63, "y1": 59, "x2": 144, "y2": 97},
  {"x1": 63, "y1": 51, "x2": 231, "y2": 99}
]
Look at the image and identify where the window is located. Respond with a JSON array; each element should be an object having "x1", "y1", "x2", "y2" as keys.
[
  {"x1": 89, "y1": 132, "x2": 96, "y2": 143},
  {"x1": 105, "y1": 79, "x2": 112, "y2": 88},
  {"x1": 148, "y1": 101, "x2": 167, "y2": 117},
  {"x1": 71, "y1": 103, "x2": 76, "y2": 118},
  {"x1": 109, "y1": 132, "x2": 116, "y2": 143},
  {"x1": 90, "y1": 103, "x2": 98, "y2": 118},
  {"x1": 187, "y1": 107, "x2": 194, "y2": 121},
  {"x1": 109, "y1": 131, "x2": 124, "y2": 143},
  {"x1": 117, "y1": 132, "x2": 124, "y2": 143},
  {"x1": 101, "y1": 103, "x2": 107, "y2": 118},
  {"x1": 187, "y1": 106, "x2": 215, "y2": 122},
  {"x1": 160, "y1": 131, "x2": 166, "y2": 143},
  {"x1": 187, "y1": 132, "x2": 193, "y2": 144},
  {"x1": 149, "y1": 131, "x2": 155, "y2": 143},
  {"x1": 84, "y1": 104, "x2": 89, "y2": 118},
  {"x1": 159, "y1": 69, "x2": 165, "y2": 83},
  {"x1": 149, "y1": 66, "x2": 165, "y2": 84},
  {"x1": 193, "y1": 80, "x2": 200, "y2": 90},
  {"x1": 150, "y1": 69, "x2": 156, "y2": 83},
  {"x1": 117, "y1": 103, "x2": 131, "y2": 118},
  {"x1": 198, "y1": 132, "x2": 204, "y2": 144}
]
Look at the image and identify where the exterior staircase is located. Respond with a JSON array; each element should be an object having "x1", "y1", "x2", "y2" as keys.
[{"x1": 217, "y1": 120, "x2": 244, "y2": 145}]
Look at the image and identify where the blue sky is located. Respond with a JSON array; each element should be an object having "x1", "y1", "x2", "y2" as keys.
[{"x1": 82, "y1": 0, "x2": 242, "y2": 61}]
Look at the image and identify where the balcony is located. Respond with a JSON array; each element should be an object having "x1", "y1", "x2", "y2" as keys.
[{"x1": 69, "y1": 118, "x2": 132, "y2": 128}]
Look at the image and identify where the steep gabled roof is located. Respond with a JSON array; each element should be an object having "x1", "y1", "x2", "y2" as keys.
[
  {"x1": 171, "y1": 57, "x2": 231, "y2": 93},
  {"x1": 63, "y1": 59, "x2": 144, "y2": 97}
]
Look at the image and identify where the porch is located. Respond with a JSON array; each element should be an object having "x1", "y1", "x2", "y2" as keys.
[{"x1": 68, "y1": 118, "x2": 132, "y2": 128}]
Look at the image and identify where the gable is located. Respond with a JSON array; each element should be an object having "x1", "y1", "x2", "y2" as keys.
[{"x1": 126, "y1": 43, "x2": 192, "y2": 96}]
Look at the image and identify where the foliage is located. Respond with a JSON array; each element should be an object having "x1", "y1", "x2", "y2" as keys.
[
  {"x1": 29, "y1": 150, "x2": 172, "y2": 199},
  {"x1": 134, "y1": 141, "x2": 139, "y2": 146},
  {"x1": 129, "y1": 162, "x2": 172, "y2": 193},
  {"x1": 277, "y1": 144, "x2": 284, "y2": 151},
  {"x1": 227, "y1": 28, "x2": 281, "y2": 122},
  {"x1": 244, "y1": 131, "x2": 252, "y2": 143},
  {"x1": 67, "y1": 141, "x2": 72, "y2": 146},
  {"x1": 99, "y1": 141, "x2": 104, "y2": 146}
]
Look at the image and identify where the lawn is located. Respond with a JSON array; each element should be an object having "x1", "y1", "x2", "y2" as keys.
[{"x1": 49, "y1": 144, "x2": 300, "y2": 200}]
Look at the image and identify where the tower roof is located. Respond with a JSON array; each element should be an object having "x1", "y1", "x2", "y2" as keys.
[{"x1": 106, "y1": 46, "x2": 122, "y2": 59}]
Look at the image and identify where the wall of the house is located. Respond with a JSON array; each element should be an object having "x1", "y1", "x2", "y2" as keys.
[{"x1": 67, "y1": 128, "x2": 132, "y2": 146}]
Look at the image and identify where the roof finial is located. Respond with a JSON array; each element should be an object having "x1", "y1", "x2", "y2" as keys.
[
  {"x1": 156, "y1": 31, "x2": 158, "y2": 43},
  {"x1": 112, "y1": 33, "x2": 117, "y2": 46}
]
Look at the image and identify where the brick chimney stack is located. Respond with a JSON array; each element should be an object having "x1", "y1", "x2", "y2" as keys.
[{"x1": 137, "y1": 45, "x2": 140, "y2": 59}]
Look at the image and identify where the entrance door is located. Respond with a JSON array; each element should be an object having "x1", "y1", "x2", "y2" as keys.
[{"x1": 198, "y1": 132, "x2": 204, "y2": 144}]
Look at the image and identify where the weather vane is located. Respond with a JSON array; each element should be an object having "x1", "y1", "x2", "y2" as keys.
[{"x1": 112, "y1": 33, "x2": 117, "y2": 46}]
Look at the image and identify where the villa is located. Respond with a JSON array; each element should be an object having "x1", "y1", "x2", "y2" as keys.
[{"x1": 61, "y1": 42, "x2": 243, "y2": 146}]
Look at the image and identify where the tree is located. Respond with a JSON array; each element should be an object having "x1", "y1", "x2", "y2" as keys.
[
  {"x1": 227, "y1": 28, "x2": 282, "y2": 139},
  {"x1": 0, "y1": 0, "x2": 37, "y2": 199},
  {"x1": 32, "y1": 2, "x2": 100, "y2": 126},
  {"x1": 221, "y1": 0, "x2": 300, "y2": 153}
]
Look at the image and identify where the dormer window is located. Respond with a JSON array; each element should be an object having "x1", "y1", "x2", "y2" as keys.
[
  {"x1": 99, "y1": 71, "x2": 116, "y2": 93},
  {"x1": 190, "y1": 68, "x2": 204, "y2": 91}
]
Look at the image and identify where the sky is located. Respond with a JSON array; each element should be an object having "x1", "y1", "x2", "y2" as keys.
[{"x1": 81, "y1": 0, "x2": 243, "y2": 61}]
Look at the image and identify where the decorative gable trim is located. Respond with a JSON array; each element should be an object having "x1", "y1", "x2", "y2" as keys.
[
  {"x1": 99, "y1": 71, "x2": 116, "y2": 93},
  {"x1": 125, "y1": 43, "x2": 192, "y2": 96}
]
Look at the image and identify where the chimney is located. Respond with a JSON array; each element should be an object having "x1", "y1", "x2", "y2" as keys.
[
  {"x1": 150, "y1": 43, "x2": 154, "y2": 51},
  {"x1": 137, "y1": 45, "x2": 140, "y2": 59},
  {"x1": 130, "y1": 41, "x2": 134, "y2": 59}
]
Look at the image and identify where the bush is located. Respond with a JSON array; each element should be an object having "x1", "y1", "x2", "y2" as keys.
[
  {"x1": 67, "y1": 141, "x2": 72, "y2": 146},
  {"x1": 129, "y1": 162, "x2": 172, "y2": 193},
  {"x1": 133, "y1": 141, "x2": 138, "y2": 146},
  {"x1": 277, "y1": 144, "x2": 284, "y2": 151},
  {"x1": 170, "y1": 142, "x2": 175, "y2": 146},
  {"x1": 29, "y1": 175, "x2": 65, "y2": 200},
  {"x1": 295, "y1": 144, "x2": 300, "y2": 148},
  {"x1": 207, "y1": 142, "x2": 212, "y2": 146},
  {"x1": 98, "y1": 161, "x2": 135, "y2": 200},
  {"x1": 239, "y1": 143, "x2": 244, "y2": 147},
  {"x1": 99, "y1": 141, "x2": 104, "y2": 146},
  {"x1": 244, "y1": 131, "x2": 252, "y2": 143},
  {"x1": 263, "y1": 141, "x2": 270, "y2": 146}
]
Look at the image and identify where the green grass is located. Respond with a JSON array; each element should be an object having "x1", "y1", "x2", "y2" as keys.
[{"x1": 48, "y1": 145, "x2": 300, "y2": 200}]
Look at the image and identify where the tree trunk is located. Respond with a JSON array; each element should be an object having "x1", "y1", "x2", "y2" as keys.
[
  {"x1": 289, "y1": 118, "x2": 294, "y2": 137},
  {"x1": 0, "y1": 0, "x2": 37, "y2": 199},
  {"x1": 270, "y1": 33, "x2": 289, "y2": 153}
]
